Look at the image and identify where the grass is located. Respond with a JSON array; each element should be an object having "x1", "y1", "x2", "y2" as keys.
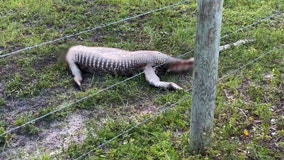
[{"x1": 0, "y1": 0, "x2": 284, "y2": 159}]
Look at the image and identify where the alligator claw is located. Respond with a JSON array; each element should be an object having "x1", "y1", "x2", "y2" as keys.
[{"x1": 170, "y1": 82, "x2": 183, "y2": 90}]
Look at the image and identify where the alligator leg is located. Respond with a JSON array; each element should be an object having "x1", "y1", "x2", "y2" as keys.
[
  {"x1": 68, "y1": 61, "x2": 83, "y2": 89},
  {"x1": 144, "y1": 65, "x2": 183, "y2": 90}
]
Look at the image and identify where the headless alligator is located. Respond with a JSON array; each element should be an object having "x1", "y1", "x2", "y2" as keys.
[{"x1": 66, "y1": 39, "x2": 254, "y2": 90}]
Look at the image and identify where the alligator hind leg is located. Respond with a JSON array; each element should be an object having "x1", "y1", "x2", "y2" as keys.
[{"x1": 144, "y1": 65, "x2": 183, "y2": 90}]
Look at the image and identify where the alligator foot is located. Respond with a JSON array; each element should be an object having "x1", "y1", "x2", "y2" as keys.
[
  {"x1": 144, "y1": 65, "x2": 183, "y2": 90},
  {"x1": 169, "y1": 82, "x2": 183, "y2": 90}
]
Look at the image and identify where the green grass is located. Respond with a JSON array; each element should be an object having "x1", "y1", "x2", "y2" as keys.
[
  {"x1": 0, "y1": 97, "x2": 5, "y2": 106},
  {"x1": 0, "y1": 0, "x2": 284, "y2": 159}
]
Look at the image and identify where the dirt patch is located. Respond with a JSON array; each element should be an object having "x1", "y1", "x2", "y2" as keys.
[
  {"x1": 0, "y1": 94, "x2": 161, "y2": 159},
  {"x1": 44, "y1": 112, "x2": 87, "y2": 155},
  {"x1": 0, "y1": 111, "x2": 87, "y2": 160},
  {"x1": 1, "y1": 87, "x2": 69, "y2": 125}
]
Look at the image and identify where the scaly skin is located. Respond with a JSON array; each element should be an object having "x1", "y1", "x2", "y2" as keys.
[
  {"x1": 65, "y1": 39, "x2": 254, "y2": 90},
  {"x1": 65, "y1": 46, "x2": 193, "y2": 90}
]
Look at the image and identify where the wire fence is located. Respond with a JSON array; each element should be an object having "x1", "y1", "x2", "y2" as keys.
[
  {"x1": 0, "y1": 1, "x2": 283, "y2": 159},
  {"x1": 0, "y1": 0, "x2": 191, "y2": 58},
  {"x1": 75, "y1": 43, "x2": 284, "y2": 159},
  {"x1": 0, "y1": 7, "x2": 282, "y2": 138}
]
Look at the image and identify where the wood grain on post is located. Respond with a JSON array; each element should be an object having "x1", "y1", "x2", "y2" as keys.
[{"x1": 190, "y1": 0, "x2": 223, "y2": 154}]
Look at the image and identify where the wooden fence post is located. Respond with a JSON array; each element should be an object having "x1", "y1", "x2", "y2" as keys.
[{"x1": 190, "y1": 0, "x2": 224, "y2": 154}]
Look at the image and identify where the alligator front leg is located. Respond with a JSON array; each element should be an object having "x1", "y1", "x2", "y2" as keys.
[
  {"x1": 68, "y1": 61, "x2": 83, "y2": 89},
  {"x1": 144, "y1": 65, "x2": 183, "y2": 90}
]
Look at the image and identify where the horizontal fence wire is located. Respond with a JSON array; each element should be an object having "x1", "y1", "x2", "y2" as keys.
[
  {"x1": 76, "y1": 43, "x2": 284, "y2": 159},
  {"x1": 0, "y1": 9, "x2": 281, "y2": 138},
  {"x1": 0, "y1": 0, "x2": 191, "y2": 58}
]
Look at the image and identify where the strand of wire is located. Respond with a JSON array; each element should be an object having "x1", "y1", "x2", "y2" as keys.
[
  {"x1": 75, "y1": 43, "x2": 284, "y2": 160},
  {"x1": 0, "y1": 0, "x2": 190, "y2": 58},
  {"x1": 0, "y1": 12, "x2": 279, "y2": 137}
]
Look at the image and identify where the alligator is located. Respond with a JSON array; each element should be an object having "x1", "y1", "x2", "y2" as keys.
[{"x1": 65, "y1": 39, "x2": 254, "y2": 90}]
